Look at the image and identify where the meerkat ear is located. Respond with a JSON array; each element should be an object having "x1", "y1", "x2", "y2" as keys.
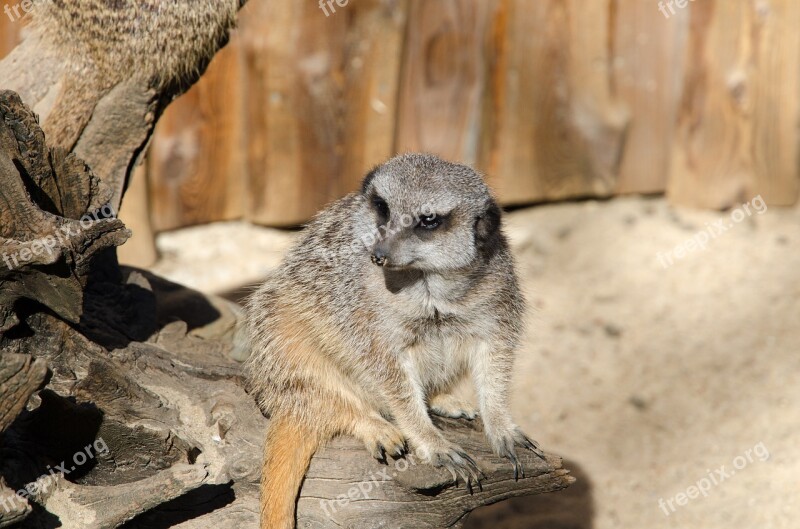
[
  {"x1": 361, "y1": 167, "x2": 379, "y2": 194},
  {"x1": 475, "y1": 199, "x2": 502, "y2": 257}
]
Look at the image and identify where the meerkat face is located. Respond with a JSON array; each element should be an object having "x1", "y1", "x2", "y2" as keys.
[{"x1": 357, "y1": 153, "x2": 503, "y2": 273}]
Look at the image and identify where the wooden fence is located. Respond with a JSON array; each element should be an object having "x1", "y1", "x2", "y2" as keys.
[{"x1": 2, "y1": 0, "x2": 798, "y2": 231}]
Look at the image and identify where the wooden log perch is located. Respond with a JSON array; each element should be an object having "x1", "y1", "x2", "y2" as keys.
[
  {"x1": 39, "y1": 464, "x2": 210, "y2": 529},
  {"x1": 0, "y1": 476, "x2": 31, "y2": 529},
  {"x1": 0, "y1": 353, "x2": 47, "y2": 527},
  {"x1": 2, "y1": 304, "x2": 572, "y2": 529},
  {"x1": 0, "y1": 90, "x2": 130, "y2": 333},
  {"x1": 299, "y1": 420, "x2": 573, "y2": 529},
  {"x1": 0, "y1": 1, "x2": 248, "y2": 212},
  {"x1": 0, "y1": 3, "x2": 573, "y2": 525},
  {"x1": 0, "y1": 354, "x2": 47, "y2": 435}
]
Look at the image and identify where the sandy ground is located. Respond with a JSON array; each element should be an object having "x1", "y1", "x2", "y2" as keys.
[{"x1": 145, "y1": 196, "x2": 800, "y2": 529}]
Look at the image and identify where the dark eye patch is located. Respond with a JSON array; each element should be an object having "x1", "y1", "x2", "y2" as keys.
[
  {"x1": 372, "y1": 195, "x2": 389, "y2": 219},
  {"x1": 417, "y1": 214, "x2": 441, "y2": 230},
  {"x1": 415, "y1": 210, "x2": 451, "y2": 232}
]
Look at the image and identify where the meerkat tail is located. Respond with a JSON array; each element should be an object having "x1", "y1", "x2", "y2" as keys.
[{"x1": 260, "y1": 418, "x2": 321, "y2": 529}]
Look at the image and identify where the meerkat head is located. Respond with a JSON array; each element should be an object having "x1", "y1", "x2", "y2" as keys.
[{"x1": 357, "y1": 153, "x2": 503, "y2": 273}]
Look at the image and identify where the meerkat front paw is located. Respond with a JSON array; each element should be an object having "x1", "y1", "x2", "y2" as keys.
[
  {"x1": 354, "y1": 415, "x2": 407, "y2": 462},
  {"x1": 486, "y1": 424, "x2": 546, "y2": 480},
  {"x1": 428, "y1": 393, "x2": 479, "y2": 420},
  {"x1": 415, "y1": 439, "x2": 484, "y2": 491}
]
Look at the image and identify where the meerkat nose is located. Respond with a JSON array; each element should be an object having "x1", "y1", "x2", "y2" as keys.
[{"x1": 371, "y1": 251, "x2": 388, "y2": 267}]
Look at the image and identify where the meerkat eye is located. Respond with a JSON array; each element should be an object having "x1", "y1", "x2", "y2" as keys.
[
  {"x1": 372, "y1": 196, "x2": 389, "y2": 218},
  {"x1": 417, "y1": 214, "x2": 441, "y2": 230}
]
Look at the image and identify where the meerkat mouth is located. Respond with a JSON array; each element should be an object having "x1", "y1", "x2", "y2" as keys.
[{"x1": 384, "y1": 261, "x2": 416, "y2": 270}]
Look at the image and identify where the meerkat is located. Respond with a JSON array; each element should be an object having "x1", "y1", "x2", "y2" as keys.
[
  {"x1": 244, "y1": 153, "x2": 545, "y2": 529},
  {"x1": 27, "y1": 0, "x2": 240, "y2": 150}
]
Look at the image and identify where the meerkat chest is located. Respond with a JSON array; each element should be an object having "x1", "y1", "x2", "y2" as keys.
[
  {"x1": 375, "y1": 271, "x2": 495, "y2": 386},
  {"x1": 398, "y1": 307, "x2": 490, "y2": 390},
  {"x1": 403, "y1": 327, "x2": 478, "y2": 390},
  {"x1": 388, "y1": 273, "x2": 477, "y2": 319}
]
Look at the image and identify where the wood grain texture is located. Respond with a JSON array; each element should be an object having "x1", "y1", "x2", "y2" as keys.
[
  {"x1": 242, "y1": 0, "x2": 408, "y2": 227},
  {"x1": 299, "y1": 418, "x2": 572, "y2": 528},
  {"x1": 0, "y1": 12, "x2": 21, "y2": 59},
  {"x1": 667, "y1": 0, "x2": 800, "y2": 208},
  {"x1": 612, "y1": 0, "x2": 688, "y2": 195},
  {"x1": 147, "y1": 33, "x2": 247, "y2": 232},
  {"x1": 478, "y1": 0, "x2": 629, "y2": 205},
  {"x1": 747, "y1": 0, "x2": 800, "y2": 206},
  {"x1": 0, "y1": 90, "x2": 131, "y2": 331},
  {"x1": 0, "y1": 354, "x2": 47, "y2": 435},
  {"x1": 395, "y1": 0, "x2": 493, "y2": 165},
  {"x1": 117, "y1": 162, "x2": 158, "y2": 268}
]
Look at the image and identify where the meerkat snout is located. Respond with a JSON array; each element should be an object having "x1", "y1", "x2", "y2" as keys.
[{"x1": 371, "y1": 250, "x2": 388, "y2": 267}]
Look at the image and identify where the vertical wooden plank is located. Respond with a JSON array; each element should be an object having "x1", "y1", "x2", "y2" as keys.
[
  {"x1": 117, "y1": 161, "x2": 158, "y2": 268},
  {"x1": 394, "y1": 0, "x2": 492, "y2": 165},
  {"x1": 147, "y1": 29, "x2": 247, "y2": 232},
  {"x1": 479, "y1": 0, "x2": 628, "y2": 205},
  {"x1": 611, "y1": 0, "x2": 688, "y2": 195},
  {"x1": 668, "y1": 0, "x2": 800, "y2": 208},
  {"x1": 0, "y1": 10, "x2": 22, "y2": 59},
  {"x1": 242, "y1": 0, "x2": 408, "y2": 227},
  {"x1": 750, "y1": 0, "x2": 800, "y2": 205},
  {"x1": 339, "y1": 0, "x2": 409, "y2": 190},
  {"x1": 668, "y1": 0, "x2": 756, "y2": 208},
  {"x1": 242, "y1": 0, "x2": 331, "y2": 228}
]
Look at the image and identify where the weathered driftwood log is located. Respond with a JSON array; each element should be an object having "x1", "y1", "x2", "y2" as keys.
[
  {"x1": 0, "y1": 28, "x2": 157, "y2": 212},
  {"x1": 0, "y1": 91, "x2": 130, "y2": 334},
  {"x1": 299, "y1": 421, "x2": 572, "y2": 529},
  {"x1": 0, "y1": 1, "x2": 247, "y2": 212},
  {"x1": 0, "y1": 353, "x2": 47, "y2": 527},
  {"x1": 0, "y1": 354, "x2": 47, "y2": 436}
]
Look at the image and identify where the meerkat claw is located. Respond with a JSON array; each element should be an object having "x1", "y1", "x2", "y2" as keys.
[
  {"x1": 512, "y1": 452, "x2": 524, "y2": 480},
  {"x1": 518, "y1": 432, "x2": 546, "y2": 459},
  {"x1": 498, "y1": 444, "x2": 524, "y2": 480},
  {"x1": 431, "y1": 445, "x2": 484, "y2": 492}
]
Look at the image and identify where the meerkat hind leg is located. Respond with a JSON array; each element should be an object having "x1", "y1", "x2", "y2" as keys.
[
  {"x1": 429, "y1": 393, "x2": 478, "y2": 420},
  {"x1": 286, "y1": 384, "x2": 408, "y2": 463}
]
